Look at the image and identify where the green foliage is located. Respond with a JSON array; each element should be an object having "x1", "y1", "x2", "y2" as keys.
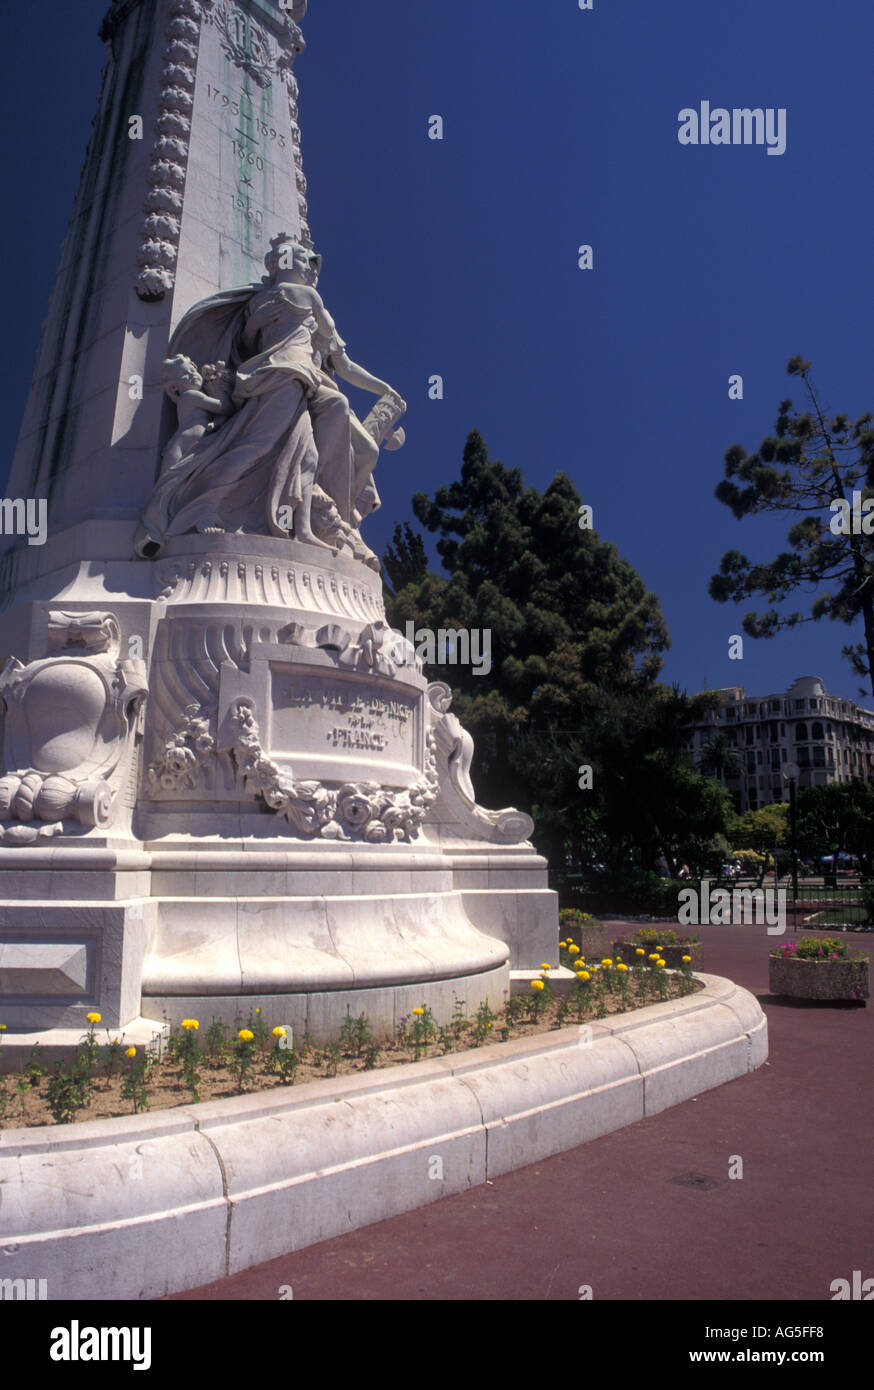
[
  {"x1": 101, "y1": 1037, "x2": 126, "y2": 1079},
  {"x1": 471, "y1": 1000, "x2": 496, "y2": 1045},
  {"x1": 621, "y1": 927, "x2": 700, "y2": 946},
  {"x1": 318, "y1": 1042, "x2": 341, "y2": 1078},
  {"x1": 710, "y1": 358, "x2": 874, "y2": 695},
  {"x1": 795, "y1": 779, "x2": 874, "y2": 875},
  {"x1": 793, "y1": 935, "x2": 851, "y2": 959},
  {"x1": 120, "y1": 1053, "x2": 151, "y2": 1114},
  {"x1": 204, "y1": 1017, "x2": 231, "y2": 1066},
  {"x1": 385, "y1": 430, "x2": 738, "y2": 877},
  {"x1": 362, "y1": 1042, "x2": 381, "y2": 1070},
  {"x1": 272, "y1": 1046, "x2": 301, "y2": 1085},
  {"x1": 339, "y1": 1010, "x2": 374, "y2": 1058},
  {"x1": 46, "y1": 1064, "x2": 90, "y2": 1125},
  {"x1": 733, "y1": 803, "x2": 788, "y2": 853},
  {"x1": 382, "y1": 521, "x2": 429, "y2": 594}
]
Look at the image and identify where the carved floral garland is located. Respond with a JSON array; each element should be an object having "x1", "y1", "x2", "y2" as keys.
[
  {"x1": 147, "y1": 702, "x2": 216, "y2": 792},
  {"x1": 228, "y1": 698, "x2": 438, "y2": 842}
]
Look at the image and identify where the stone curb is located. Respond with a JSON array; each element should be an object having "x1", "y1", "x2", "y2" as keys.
[{"x1": 0, "y1": 973, "x2": 767, "y2": 1300}]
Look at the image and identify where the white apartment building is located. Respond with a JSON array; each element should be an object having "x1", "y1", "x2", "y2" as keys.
[{"x1": 689, "y1": 675, "x2": 874, "y2": 813}]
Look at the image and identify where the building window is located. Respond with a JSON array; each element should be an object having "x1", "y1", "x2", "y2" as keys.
[
  {"x1": 795, "y1": 723, "x2": 808, "y2": 742},
  {"x1": 812, "y1": 722, "x2": 824, "y2": 740}
]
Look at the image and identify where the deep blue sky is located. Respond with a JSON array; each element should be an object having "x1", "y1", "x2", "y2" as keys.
[{"x1": 2, "y1": 0, "x2": 872, "y2": 704}]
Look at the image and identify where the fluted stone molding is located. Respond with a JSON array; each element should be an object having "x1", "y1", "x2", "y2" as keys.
[{"x1": 155, "y1": 551, "x2": 386, "y2": 623}]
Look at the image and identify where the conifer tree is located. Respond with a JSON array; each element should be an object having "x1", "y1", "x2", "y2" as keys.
[{"x1": 710, "y1": 357, "x2": 874, "y2": 696}]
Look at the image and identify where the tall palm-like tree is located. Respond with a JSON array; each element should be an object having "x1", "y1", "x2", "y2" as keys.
[{"x1": 696, "y1": 732, "x2": 746, "y2": 784}]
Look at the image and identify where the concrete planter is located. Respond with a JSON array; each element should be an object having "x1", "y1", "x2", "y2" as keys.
[
  {"x1": 612, "y1": 940, "x2": 702, "y2": 969},
  {"x1": 769, "y1": 954, "x2": 869, "y2": 1001}
]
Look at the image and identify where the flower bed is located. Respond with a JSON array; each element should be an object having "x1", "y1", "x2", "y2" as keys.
[
  {"x1": 0, "y1": 960, "x2": 704, "y2": 1129},
  {"x1": 769, "y1": 936, "x2": 869, "y2": 1002},
  {"x1": 611, "y1": 927, "x2": 702, "y2": 970}
]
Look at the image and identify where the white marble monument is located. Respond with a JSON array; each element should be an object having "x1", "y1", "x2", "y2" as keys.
[{"x1": 0, "y1": 0, "x2": 559, "y2": 1044}]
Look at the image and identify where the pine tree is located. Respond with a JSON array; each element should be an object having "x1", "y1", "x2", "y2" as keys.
[
  {"x1": 385, "y1": 430, "x2": 733, "y2": 876},
  {"x1": 710, "y1": 357, "x2": 874, "y2": 696}
]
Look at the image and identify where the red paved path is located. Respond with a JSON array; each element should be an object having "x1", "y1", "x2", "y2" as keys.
[{"x1": 171, "y1": 925, "x2": 873, "y2": 1301}]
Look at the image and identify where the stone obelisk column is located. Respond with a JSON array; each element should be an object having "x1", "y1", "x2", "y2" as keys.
[
  {"x1": 0, "y1": 0, "x2": 558, "y2": 1048},
  {"x1": 2, "y1": 0, "x2": 311, "y2": 603}
]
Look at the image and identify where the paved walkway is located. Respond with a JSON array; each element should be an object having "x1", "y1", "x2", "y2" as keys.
[{"x1": 170, "y1": 925, "x2": 872, "y2": 1301}]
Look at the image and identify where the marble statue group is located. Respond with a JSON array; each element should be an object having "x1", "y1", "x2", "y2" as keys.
[{"x1": 135, "y1": 235, "x2": 406, "y2": 569}]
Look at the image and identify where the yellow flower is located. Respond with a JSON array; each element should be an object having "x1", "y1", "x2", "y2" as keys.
[
  {"x1": 412, "y1": 1006, "x2": 425, "y2": 1015},
  {"x1": 682, "y1": 955, "x2": 692, "y2": 963},
  {"x1": 181, "y1": 1019, "x2": 199, "y2": 1031},
  {"x1": 581, "y1": 913, "x2": 591, "y2": 921},
  {"x1": 559, "y1": 941, "x2": 567, "y2": 949},
  {"x1": 272, "y1": 1026, "x2": 287, "y2": 1038},
  {"x1": 636, "y1": 948, "x2": 646, "y2": 957},
  {"x1": 601, "y1": 958, "x2": 613, "y2": 968},
  {"x1": 86, "y1": 1012, "x2": 101, "y2": 1025},
  {"x1": 648, "y1": 953, "x2": 659, "y2": 961},
  {"x1": 579, "y1": 971, "x2": 591, "y2": 982},
  {"x1": 616, "y1": 962, "x2": 628, "y2": 972},
  {"x1": 238, "y1": 1028, "x2": 254, "y2": 1042},
  {"x1": 530, "y1": 979, "x2": 545, "y2": 992},
  {"x1": 568, "y1": 944, "x2": 580, "y2": 956},
  {"x1": 0, "y1": 1024, "x2": 6, "y2": 1031},
  {"x1": 540, "y1": 962, "x2": 551, "y2": 971},
  {"x1": 256, "y1": 1007, "x2": 261, "y2": 1013},
  {"x1": 657, "y1": 960, "x2": 666, "y2": 969},
  {"x1": 125, "y1": 1046, "x2": 137, "y2": 1059}
]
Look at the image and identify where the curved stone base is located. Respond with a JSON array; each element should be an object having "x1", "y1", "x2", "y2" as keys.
[
  {"x1": 0, "y1": 974, "x2": 767, "y2": 1300},
  {"x1": 143, "y1": 962, "x2": 511, "y2": 1042}
]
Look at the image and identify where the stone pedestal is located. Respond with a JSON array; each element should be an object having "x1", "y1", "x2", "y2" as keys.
[{"x1": 0, "y1": 537, "x2": 557, "y2": 1043}]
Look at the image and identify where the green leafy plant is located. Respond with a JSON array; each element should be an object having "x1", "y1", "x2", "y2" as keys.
[
  {"x1": 471, "y1": 1000, "x2": 496, "y2": 1045},
  {"x1": 101, "y1": 1036, "x2": 127, "y2": 1080},
  {"x1": 319, "y1": 1041, "x2": 341, "y2": 1078},
  {"x1": 120, "y1": 1051, "x2": 151, "y2": 1114},
  {"x1": 339, "y1": 1009, "x2": 374, "y2": 1058},
  {"x1": 272, "y1": 1044, "x2": 300, "y2": 1085},
  {"x1": 363, "y1": 1042, "x2": 381, "y2": 1071},
  {"x1": 25, "y1": 1044, "x2": 46, "y2": 1089},
  {"x1": 409, "y1": 1005, "x2": 437, "y2": 1061},
  {"x1": 178, "y1": 1021, "x2": 202, "y2": 1102},
  {"x1": 233, "y1": 1028, "x2": 258, "y2": 1093},
  {"x1": 204, "y1": 1017, "x2": 230, "y2": 1066},
  {"x1": 46, "y1": 1064, "x2": 89, "y2": 1125},
  {"x1": 450, "y1": 998, "x2": 470, "y2": 1041}
]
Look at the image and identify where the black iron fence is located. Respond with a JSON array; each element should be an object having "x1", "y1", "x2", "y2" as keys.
[{"x1": 558, "y1": 875, "x2": 874, "y2": 930}]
